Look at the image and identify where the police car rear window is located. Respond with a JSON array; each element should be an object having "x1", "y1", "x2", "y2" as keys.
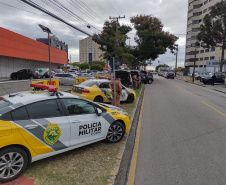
[
  {"x1": 0, "y1": 97, "x2": 11, "y2": 109},
  {"x1": 80, "y1": 81, "x2": 96, "y2": 87}
]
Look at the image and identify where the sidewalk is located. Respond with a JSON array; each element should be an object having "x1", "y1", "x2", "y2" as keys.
[{"x1": 176, "y1": 76, "x2": 226, "y2": 94}]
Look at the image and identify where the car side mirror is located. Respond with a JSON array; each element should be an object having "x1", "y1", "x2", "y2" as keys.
[{"x1": 95, "y1": 108, "x2": 102, "y2": 116}]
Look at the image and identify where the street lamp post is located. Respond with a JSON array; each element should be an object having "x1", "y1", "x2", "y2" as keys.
[{"x1": 38, "y1": 24, "x2": 52, "y2": 84}]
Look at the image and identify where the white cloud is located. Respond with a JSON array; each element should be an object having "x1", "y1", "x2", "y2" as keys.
[{"x1": 0, "y1": 0, "x2": 188, "y2": 65}]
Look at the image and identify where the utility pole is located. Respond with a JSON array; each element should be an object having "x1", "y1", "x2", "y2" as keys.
[
  {"x1": 193, "y1": 42, "x2": 200, "y2": 82},
  {"x1": 109, "y1": 15, "x2": 125, "y2": 106},
  {"x1": 193, "y1": 46, "x2": 197, "y2": 82},
  {"x1": 174, "y1": 44, "x2": 178, "y2": 77}
]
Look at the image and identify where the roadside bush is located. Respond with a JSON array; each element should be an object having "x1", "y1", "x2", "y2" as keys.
[{"x1": 90, "y1": 64, "x2": 103, "y2": 71}]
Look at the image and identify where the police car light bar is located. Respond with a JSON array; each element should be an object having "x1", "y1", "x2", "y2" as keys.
[{"x1": 30, "y1": 84, "x2": 57, "y2": 92}]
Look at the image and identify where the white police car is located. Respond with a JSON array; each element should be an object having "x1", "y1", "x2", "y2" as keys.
[{"x1": 0, "y1": 84, "x2": 130, "y2": 182}]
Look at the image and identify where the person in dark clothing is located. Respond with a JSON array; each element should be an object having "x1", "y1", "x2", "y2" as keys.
[{"x1": 211, "y1": 73, "x2": 216, "y2": 86}]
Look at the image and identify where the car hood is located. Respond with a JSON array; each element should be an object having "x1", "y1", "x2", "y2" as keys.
[{"x1": 97, "y1": 102, "x2": 125, "y2": 111}]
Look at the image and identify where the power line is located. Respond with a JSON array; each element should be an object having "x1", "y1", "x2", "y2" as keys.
[
  {"x1": 71, "y1": 0, "x2": 105, "y2": 24},
  {"x1": 107, "y1": 0, "x2": 120, "y2": 15},
  {"x1": 40, "y1": 0, "x2": 92, "y2": 34},
  {"x1": 0, "y1": 1, "x2": 47, "y2": 16},
  {"x1": 111, "y1": 0, "x2": 124, "y2": 15},
  {"x1": 43, "y1": 0, "x2": 101, "y2": 33},
  {"x1": 20, "y1": 0, "x2": 92, "y2": 36}
]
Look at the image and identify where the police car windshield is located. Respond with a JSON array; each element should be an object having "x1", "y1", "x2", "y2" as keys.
[
  {"x1": 0, "y1": 97, "x2": 11, "y2": 109},
  {"x1": 80, "y1": 80, "x2": 96, "y2": 87}
]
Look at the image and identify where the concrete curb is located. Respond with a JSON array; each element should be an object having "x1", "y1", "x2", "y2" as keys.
[
  {"x1": 107, "y1": 85, "x2": 145, "y2": 185},
  {"x1": 175, "y1": 78, "x2": 226, "y2": 94}
]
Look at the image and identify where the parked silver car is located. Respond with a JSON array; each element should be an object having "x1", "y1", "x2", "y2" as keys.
[{"x1": 53, "y1": 73, "x2": 76, "y2": 85}]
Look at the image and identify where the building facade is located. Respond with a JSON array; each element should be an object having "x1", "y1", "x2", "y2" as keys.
[
  {"x1": 0, "y1": 27, "x2": 68, "y2": 78},
  {"x1": 185, "y1": 0, "x2": 225, "y2": 71},
  {"x1": 79, "y1": 36, "x2": 104, "y2": 64},
  {"x1": 36, "y1": 35, "x2": 68, "y2": 53}
]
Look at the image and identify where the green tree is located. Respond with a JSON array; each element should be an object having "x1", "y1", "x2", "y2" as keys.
[
  {"x1": 92, "y1": 20, "x2": 132, "y2": 62},
  {"x1": 71, "y1": 62, "x2": 80, "y2": 67},
  {"x1": 130, "y1": 15, "x2": 178, "y2": 67},
  {"x1": 197, "y1": 1, "x2": 226, "y2": 72},
  {"x1": 90, "y1": 64, "x2": 103, "y2": 71},
  {"x1": 92, "y1": 61, "x2": 106, "y2": 67},
  {"x1": 156, "y1": 64, "x2": 169, "y2": 71},
  {"x1": 79, "y1": 63, "x2": 90, "y2": 70}
]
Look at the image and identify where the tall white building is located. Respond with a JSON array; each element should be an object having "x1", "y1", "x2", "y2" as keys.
[
  {"x1": 79, "y1": 36, "x2": 104, "y2": 64},
  {"x1": 185, "y1": 0, "x2": 224, "y2": 71}
]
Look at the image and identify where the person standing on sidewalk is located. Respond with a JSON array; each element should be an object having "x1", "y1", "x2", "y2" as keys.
[
  {"x1": 109, "y1": 77, "x2": 122, "y2": 107},
  {"x1": 211, "y1": 73, "x2": 216, "y2": 86},
  {"x1": 133, "y1": 75, "x2": 137, "y2": 89}
]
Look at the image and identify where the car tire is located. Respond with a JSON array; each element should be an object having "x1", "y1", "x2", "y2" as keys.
[
  {"x1": 105, "y1": 121, "x2": 125, "y2": 143},
  {"x1": 94, "y1": 96, "x2": 103, "y2": 103},
  {"x1": 148, "y1": 79, "x2": 153, "y2": 84},
  {"x1": 0, "y1": 147, "x2": 28, "y2": 183},
  {"x1": 126, "y1": 94, "x2": 134, "y2": 103},
  {"x1": 11, "y1": 76, "x2": 17, "y2": 80}
]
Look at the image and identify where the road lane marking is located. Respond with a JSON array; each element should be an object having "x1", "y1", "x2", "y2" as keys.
[
  {"x1": 127, "y1": 90, "x2": 145, "y2": 185},
  {"x1": 201, "y1": 101, "x2": 226, "y2": 118}
]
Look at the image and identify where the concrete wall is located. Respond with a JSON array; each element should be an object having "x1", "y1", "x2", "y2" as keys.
[{"x1": 0, "y1": 56, "x2": 59, "y2": 78}]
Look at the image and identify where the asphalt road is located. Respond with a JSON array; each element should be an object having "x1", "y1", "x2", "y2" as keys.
[{"x1": 133, "y1": 76, "x2": 226, "y2": 185}]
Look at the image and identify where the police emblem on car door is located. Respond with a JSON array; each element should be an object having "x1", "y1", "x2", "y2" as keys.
[
  {"x1": 12, "y1": 99, "x2": 71, "y2": 154},
  {"x1": 61, "y1": 98, "x2": 107, "y2": 146}
]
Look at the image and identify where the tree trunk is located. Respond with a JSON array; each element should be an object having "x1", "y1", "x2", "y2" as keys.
[{"x1": 220, "y1": 42, "x2": 225, "y2": 72}]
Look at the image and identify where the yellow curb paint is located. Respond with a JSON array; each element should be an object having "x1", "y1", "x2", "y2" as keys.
[
  {"x1": 127, "y1": 90, "x2": 145, "y2": 185},
  {"x1": 201, "y1": 101, "x2": 226, "y2": 117}
]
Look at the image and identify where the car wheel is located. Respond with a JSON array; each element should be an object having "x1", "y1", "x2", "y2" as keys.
[
  {"x1": 105, "y1": 121, "x2": 125, "y2": 143},
  {"x1": 94, "y1": 96, "x2": 103, "y2": 103},
  {"x1": 126, "y1": 94, "x2": 134, "y2": 103},
  {"x1": 148, "y1": 79, "x2": 153, "y2": 84},
  {"x1": 0, "y1": 147, "x2": 28, "y2": 183},
  {"x1": 11, "y1": 76, "x2": 17, "y2": 80}
]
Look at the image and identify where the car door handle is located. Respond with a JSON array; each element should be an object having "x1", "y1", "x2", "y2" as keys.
[
  {"x1": 72, "y1": 120, "x2": 81, "y2": 124},
  {"x1": 24, "y1": 125, "x2": 38, "y2": 129}
]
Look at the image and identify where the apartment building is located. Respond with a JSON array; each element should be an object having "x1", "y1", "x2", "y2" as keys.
[
  {"x1": 79, "y1": 36, "x2": 104, "y2": 64},
  {"x1": 185, "y1": 0, "x2": 223, "y2": 71}
]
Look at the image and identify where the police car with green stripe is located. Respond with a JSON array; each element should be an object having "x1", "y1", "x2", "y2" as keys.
[{"x1": 0, "y1": 84, "x2": 130, "y2": 183}]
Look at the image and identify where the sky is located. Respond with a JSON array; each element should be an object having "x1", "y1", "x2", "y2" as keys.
[{"x1": 0, "y1": 0, "x2": 188, "y2": 68}]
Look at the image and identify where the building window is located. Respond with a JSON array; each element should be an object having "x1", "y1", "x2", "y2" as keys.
[
  {"x1": 210, "y1": 56, "x2": 215, "y2": 60},
  {"x1": 200, "y1": 50, "x2": 204, "y2": 53},
  {"x1": 203, "y1": 9, "x2": 207, "y2": 13},
  {"x1": 211, "y1": 47, "x2": 215, "y2": 51},
  {"x1": 192, "y1": 28, "x2": 199, "y2": 32},
  {"x1": 200, "y1": 57, "x2": 203, "y2": 61},
  {"x1": 204, "y1": 0, "x2": 208, "y2": 5},
  {"x1": 205, "y1": 49, "x2": 209, "y2": 52},
  {"x1": 205, "y1": 57, "x2": 209, "y2": 60}
]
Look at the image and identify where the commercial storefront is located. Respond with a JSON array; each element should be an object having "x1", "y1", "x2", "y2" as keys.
[{"x1": 0, "y1": 27, "x2": 67, "y2": 78}]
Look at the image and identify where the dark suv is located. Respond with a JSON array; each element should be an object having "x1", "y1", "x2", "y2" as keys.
[
  {"x1": 166, "y1": 72, "x2": 175, "y2": 79},
  {"x1": 202, "y1": 73, "x2": 226, "y2": 84},
  {"x1": 10, "y1": 69, "x2": 39, "y2": 80},
  {"x1": 140, "y1": 70, "x2": 154, "y2": 84},
  {"x1": 115, "y1": 70, "x2": 133, "y2": 88}
]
